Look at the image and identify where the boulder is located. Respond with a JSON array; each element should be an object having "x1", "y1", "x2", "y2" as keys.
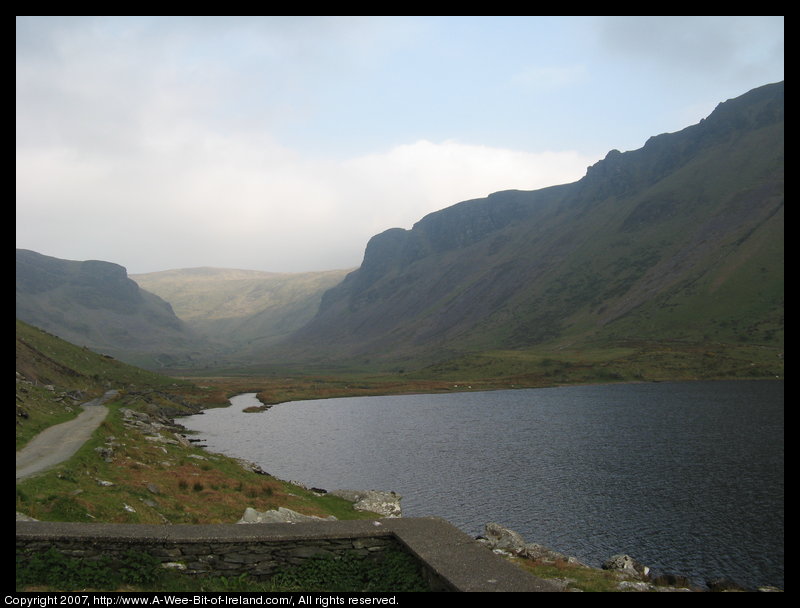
[
  {"x1": 16, "y1": 512, "x2": 38, "y2": 521},
  {"x1": 479, "y1": 523, "x2": 581, "y2": 564},
  {"x1": 329, "y1": 489, "x2": 402, "y2": 518},
  {"x1": 237, "y1": 507, "x2": 337, "y2": 524},
  {"x1": 523, "y1": 542, "x2": 581, "y2": 564},
  {"x1": 481, "y1": 522, "x2": 528, "y2": 554},
  {"x1": 651, "y1": 573, "x2": 695, "y2": 589},
  {"x1": 602, "y1": 554, "x2": 651, "y2": 579},
  {"x1": 706, "y1": 577, "x2": 748, "y2": 592}
]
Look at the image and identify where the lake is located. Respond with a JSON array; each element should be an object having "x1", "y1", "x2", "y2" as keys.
[{"x1": 181, "y1": 380, "x2": 784, "y2": 590}]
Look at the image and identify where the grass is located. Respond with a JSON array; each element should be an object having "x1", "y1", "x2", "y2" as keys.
[
  {"x1": 15, "y1": 383, "x2": 86, "y2": 450},
  {"x1": 16, "y1": 321, "x2": 782, "y2": 592},
  {"x1": 406, "y1": 339, "x2": 783, "y2": 387},
  {"x1": 512, "y1": 557, "x2": 648, "y2": 592},
  {"x1": 15, "y1": 396, "x2": 378, "y2": 525},
  {"x1": 17, "y1": 333, "x2": 783, "y2": 526}
]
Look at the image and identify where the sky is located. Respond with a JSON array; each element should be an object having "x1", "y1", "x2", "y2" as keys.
[{"x1": 16, "y1": 16, "x2": 784, "y2": 274}]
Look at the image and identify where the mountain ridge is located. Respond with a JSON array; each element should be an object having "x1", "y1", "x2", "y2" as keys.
[
  {"x1": 15, "y1": 82, "x2": 783, "y2": 376},
  {"x1": 273, "y1": 81, "x2": 783, "y2": 367},
  {"x1": 15, "y1": 249, "x2": 204, "y2": 368},
  {"x1": 130, "y1": 266, "x2": 352, "y2": 362}
]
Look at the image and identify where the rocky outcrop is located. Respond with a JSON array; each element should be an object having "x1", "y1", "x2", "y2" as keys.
[
  {"x1": 328, "y1": 489, "x2": 402, "y2": 518},
  {"x1": 120, "y1": 407, "x2": 192, "y2": 447},
  {"x1": 237, "y1": 507, "x2": 336, "y2": 524},
  {"x1": 478, "y1": 522, "x2": 585, "y2": 565},
  {"x1": 277, "y1": 82, "x2": 783, "y2": 368},
  {"x1": 478, "y1": 523, "x2": 703, "y2": 592},
  {"x1": 16, "y1": 249, "x2": 200, "y2": 366},
  {"x1": 602, "y1": 553, "x2": 651, "y2": 579}
]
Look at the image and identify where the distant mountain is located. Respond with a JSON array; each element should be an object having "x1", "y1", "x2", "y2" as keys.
[
  {"x1": 15, "y1": 249, "x2": 203, "y2": 368},
  {"x1": 276, "y1": 82, "x2": 784, "y2": 368},
  {"x1": 16, "y1": 82, "x2": 783, "y2": 379},
  {"x1": 131, "y1": 266, "x2": 351, "y2": 360}
]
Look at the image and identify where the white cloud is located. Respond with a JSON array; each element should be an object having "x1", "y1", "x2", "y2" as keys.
[
  {"x1": 16, "y1": 117, "x2": 595, "y2": 273},
  {"x1": 337, "y1": 140, "x2": 592, "y2": 231},
  {"x1": 16, "y1": 16, "x2": 782, "y2": 273}
]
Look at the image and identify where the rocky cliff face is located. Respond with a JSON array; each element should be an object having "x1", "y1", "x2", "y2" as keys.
[
  {"x1": 16, "y1": 249, "x2": 202, "y2": 367},
  {"x1": 278, "y1": 82, "x2": 784, "y2": 365}
]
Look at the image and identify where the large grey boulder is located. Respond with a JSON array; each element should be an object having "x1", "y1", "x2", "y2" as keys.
[
  {"x1": 328, "y1": 489, "x2": 402, "y2": 518},
  {"x1": 479, "y1": 522, "x2": 585, "y2": 565},
  {"x1": 602, "y1": 554, "x2": 651, "y2": 579},
  {"x1": 237, "y1": 507, "x2": 336, "y2": 524},
  {"x1": 482, "y1": 522, "x2": 528, "y2": 554}
]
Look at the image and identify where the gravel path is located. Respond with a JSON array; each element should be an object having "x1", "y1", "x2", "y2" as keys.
[{"x1": 16, "y1": 390, "x2": 118, "y2": 481}]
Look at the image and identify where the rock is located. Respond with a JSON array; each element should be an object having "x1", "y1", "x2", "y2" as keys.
[
  {"x1": 481, "y1": 522, "x2": 528, "y2": 554},
  {"x1": 237, "y1": 507, "x2": 337, "y2": 524},
  {"x1": 602, "y1": 554, "x2": 650, "y2": 579},
  {"x1": 95, "y1": 446, "x2": 114, "y2": 462},
  {"x1": 706, "y1": 577, "x2": 748, "y2": 592},
  {"x1": 329, "y1": 489, "x2": 402, "y2": 518},
  {"x1": 523, "y1": 542, "x2": 581, "y2": 564},
  {"x1": 235, "y1": 458, "x2": 269, "y2": 475},
  {"x1": 16, "y1": 512, "x2": 38, "y2": 521},
  {"x1": 617, "y1": 580, "x2": 654, "y2": 591},
  {"x1": 173, "y1": 433, "x2": 192, "y2": 447},
  {"x1": 478, "y1": 523, "x2": 583, "y2": 564},
  {"x1": 651, "y1": 573, "x2": 695, "y2": 589}
]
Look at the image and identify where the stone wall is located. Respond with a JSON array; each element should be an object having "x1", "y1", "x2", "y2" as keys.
[
  {"x1": 18, "y1": 531, "x2": 399, "y2": 580},
  {"x1": 16, "y1": 517, "x2": 562, "y2": 592},
  {"x1": 15, "y1": 520, "x2": 423, "y2": 585}
]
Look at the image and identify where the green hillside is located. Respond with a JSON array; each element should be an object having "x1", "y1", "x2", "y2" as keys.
[
  {"x1": 16, "y1": 319, "x2": 384, "y2": 528},
  {"x1": 273, "y1": 82, "x2": 783, "y2": 377},
  {"x1": 131, "y1": 266, "x2": 351, "y2": 362},
  {"x1": 15, "y1": 83, "x2": 783, "y2": 383},
  {"x1": 15, "y1": 319, "x2": 194, "y2": 449},
  {"x1": 16, "y1": 250, "x2": 205, "y2": 368}
]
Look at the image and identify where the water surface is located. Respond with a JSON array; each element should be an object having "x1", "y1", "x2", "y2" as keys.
[{"x1": 182, "y1": 381, "x2": 783, "y2": 589}]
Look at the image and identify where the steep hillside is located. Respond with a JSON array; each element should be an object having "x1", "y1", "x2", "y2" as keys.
[
  {"x1": 277, "y1": 82, "x2": 784, "y2": 370},
  {"x1": 15, "y1": 319, "x2": 199, "y2": 448},
  {"x1": 131, "y1": 266, "x2": 350, "y2": 360},
  {"x1": 15, "y1": 320, "x2": 386, "y2": 528},
  {"x1": 16, "y1": 250, "x2": 205, "y2": 368}
]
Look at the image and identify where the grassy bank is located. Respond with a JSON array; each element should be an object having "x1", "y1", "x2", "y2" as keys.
[
  {"x1": 15, "y1": 394, "x2": 378, "y2": 525},
  {"x1": 16, "y1": 322, "x2": 782, "y2": 592}
]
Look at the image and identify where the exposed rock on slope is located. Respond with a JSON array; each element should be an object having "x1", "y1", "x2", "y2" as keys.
[
  {"x1": 276, "y1": 82, "x2": 784, "y2": 366},
  {"x1": 16, "y1": 249, "x2": 204, "y2": 367}
]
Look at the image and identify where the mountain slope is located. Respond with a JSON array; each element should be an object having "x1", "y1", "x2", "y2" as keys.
[
  {"x1": 277, "y1": 82, "x2": 784, "y2": 368},
  {"x1": 131, "y1": 266, "x2": 351, "y2": 359},
  {"x1": 16, "y1": 250, "x2": 203, "y2": 368},
  {"x1": 15, "y1": 319, "x2": 196, "y2": 448}
]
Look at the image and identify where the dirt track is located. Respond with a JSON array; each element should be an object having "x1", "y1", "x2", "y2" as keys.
[{"x1": 16, "y1": 390, "x2": 118, "y2": 481}]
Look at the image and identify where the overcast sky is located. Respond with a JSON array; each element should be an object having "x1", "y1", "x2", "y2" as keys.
[{"x1": 16, "y1": 16, "x2": 784, "y2": 274}]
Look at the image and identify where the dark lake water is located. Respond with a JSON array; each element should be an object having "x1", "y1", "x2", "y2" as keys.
[{"x1": 182, "y1": 380, "x2": 784, "y2": 589}]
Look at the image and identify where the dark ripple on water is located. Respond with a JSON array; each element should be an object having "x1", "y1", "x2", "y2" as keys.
[{"x1": 182, "y1": 381, "x2": 784, "y2": 590}]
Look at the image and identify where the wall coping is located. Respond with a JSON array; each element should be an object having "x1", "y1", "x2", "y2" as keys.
[{"x1": 16, "y1": 516, "x2": 562, "y2": 592}]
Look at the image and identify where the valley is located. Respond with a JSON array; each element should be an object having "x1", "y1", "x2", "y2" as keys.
[{"x1": 15, "y1": 80, "x2": 784, "y2": 536}]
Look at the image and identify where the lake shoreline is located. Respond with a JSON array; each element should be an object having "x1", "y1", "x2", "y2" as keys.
[{"x1": 182, "y1": 381, "x2": 784, "y2": 591}]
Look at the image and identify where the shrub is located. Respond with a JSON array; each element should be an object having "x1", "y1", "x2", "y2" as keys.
[
  {"x1": 269, "y1": 549, "x2": 428, "y2": 592},
  {"x1": 16, "y1": 548, "x2": 163, "y2": 590}
]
